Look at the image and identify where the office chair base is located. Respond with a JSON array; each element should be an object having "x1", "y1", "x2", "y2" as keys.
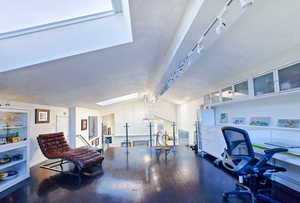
[{"x1": 223, "y1": 187, "x2": 280, "y2": 203}]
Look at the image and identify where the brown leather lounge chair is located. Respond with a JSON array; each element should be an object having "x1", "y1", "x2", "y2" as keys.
[{"x1": 37, "y1": 132, "x2": 104, "y2": 176}]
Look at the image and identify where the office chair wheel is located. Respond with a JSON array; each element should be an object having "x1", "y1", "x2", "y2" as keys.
[
  {"x1": 222, "y1": 192, "x2": 228, "y2": 200},
  {"x1": 214, "y1": 159, "x2": 222, "y2": 167}
]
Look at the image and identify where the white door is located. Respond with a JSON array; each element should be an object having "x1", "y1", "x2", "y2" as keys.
[{"x1": 56, "y1": 115, "x2": 69, "y2": 143}]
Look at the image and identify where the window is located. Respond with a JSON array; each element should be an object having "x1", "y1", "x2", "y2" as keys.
[
  {"x1": 0, "y1": 0, "x2": 117, "y2": 34},
  {"x1": 211, "y1": 91, "x2": 220, "y2": 104},
  {"x1": 204, "y1": 95, "x2": 211, "y2": 105},
  {"x1": 278, "y1": 64, "x2": 300, "y2": 91},
  {"x1": 222, "y1": 87, "x2": 233, "y2": 101},
  {"x1": 254, "y1": 73, "x2": 274, "y2": 96},
  {"x1": 234, "y1": 81, "x2": 248, "y2": 98}
]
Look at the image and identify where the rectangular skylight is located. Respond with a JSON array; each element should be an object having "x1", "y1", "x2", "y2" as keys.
[
  {"x1": 97, "y1": 93, "x2": 139, "y2": 106},
  {"x1": 0, "y1": 0, "x2": 117, "y2": 34}
]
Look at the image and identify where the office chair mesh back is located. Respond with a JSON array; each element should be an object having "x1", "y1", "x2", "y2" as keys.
[
  {"x1": 221, "y1": 127, "x2": 255, "y2": 173},
  {"x1": 222, "y1": 127, "x2": 254, "y2": 157}
]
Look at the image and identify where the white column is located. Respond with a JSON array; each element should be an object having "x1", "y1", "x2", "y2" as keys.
[{"x1": 68, "y1": 107, "x2": 77, "y2": 148}]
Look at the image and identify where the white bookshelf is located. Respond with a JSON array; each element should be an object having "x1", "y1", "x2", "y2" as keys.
[{"x1": 0, "y1": 109, "x2": 30, "y2": 193}]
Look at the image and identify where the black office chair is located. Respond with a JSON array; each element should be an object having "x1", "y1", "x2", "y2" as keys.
[{"x1": 221, "y1": 127, "x2": 288, "y2": 203}]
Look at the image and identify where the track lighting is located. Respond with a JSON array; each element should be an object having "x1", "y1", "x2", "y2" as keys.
[
  {"x1": 196, "y1": 43, "x2": 204, "y2": 55},
  {"x1": 215, "y1": 18, "x2": 226, "y2": 35},
  {"x1": 239, "y1": 0, "x2": 254, "y2": 8},
  {"x1": 186, "y1": 56, "x2": 191, "y2": 66}
]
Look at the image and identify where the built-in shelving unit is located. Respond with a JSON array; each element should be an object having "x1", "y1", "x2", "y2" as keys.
[{"x1": 0, "y1": 109, "x2": 30, "y2": 193}]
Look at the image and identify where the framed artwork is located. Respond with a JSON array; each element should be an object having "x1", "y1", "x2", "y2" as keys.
[
  {"x1": 88, "y1": 116, "x2": 98, "y2": 140},
  {"x1": 81, "y1": 119, "x2": 87, "y2": 131},
  {"x1": 278, "y1": 119, "x2": 300, "y2": 128},
  {"x1": 219, "y1": 113, "x2": 228, "y2": 123},
  {"x1": 35, "y1": 109, "x2": 50, "y2": 124},
  {"x1": 250, "y1": 117, "x2": 271, "y2": 126},
  {"x1": 232, "y1": 117, "x2": 246, "y2": 125}
]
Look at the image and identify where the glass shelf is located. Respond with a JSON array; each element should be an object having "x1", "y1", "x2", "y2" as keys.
[{"x1": 0, "y1": 112, "x2": 27, "y2": 145}]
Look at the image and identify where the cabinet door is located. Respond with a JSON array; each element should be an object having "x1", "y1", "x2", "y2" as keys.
[{"x1": 56, "y1": 116, "x2": 69, "y2": 143}]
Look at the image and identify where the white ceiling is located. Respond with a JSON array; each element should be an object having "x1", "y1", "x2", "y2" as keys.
[
  {"x1": 163, "y1": 0, "x2": 300, "y2": 103},
  {"x1": 0, "y1": 0, "x2": 188, "y2": 108},
  {"x1": 1, "y1": 0, "x2": 300, "y2": 107}
]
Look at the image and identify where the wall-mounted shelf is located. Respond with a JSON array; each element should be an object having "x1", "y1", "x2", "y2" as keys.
[
  {"x1": 0, "y1": 126, "x2": 26, "y2": 130},
  {"x1": 0, "y1": 141, "x2": 27, "y2": 153},
  {"x1": 0, "y1": 174, "x2": 28, "y2": 193},
  {"x1": 0, "y1": 159, "x2": 26, "y2": 171}
]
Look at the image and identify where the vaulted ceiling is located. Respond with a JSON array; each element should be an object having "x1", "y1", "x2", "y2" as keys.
[
  {"x1": 0, "y1": 0, "x2": 188, "y2": 108},
  {"x1": 1, "y1": 0, "x2": 300, "y2": 107}
]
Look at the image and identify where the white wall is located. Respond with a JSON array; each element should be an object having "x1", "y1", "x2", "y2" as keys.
[
  {"x1": 0, "y1": 100, "x2": 68, "y2": 167},
  {"x1": 100, "y1": 99, "x2": 177, "y2": 136},
  {"x1": 177, "y1": 99, "x2": 202, "y2": 145}
]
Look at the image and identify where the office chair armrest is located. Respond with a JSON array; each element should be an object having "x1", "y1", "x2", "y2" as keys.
[
  {"x1": 252, "y1": 148, "x2": 288, "y2": 173},
  {"x1": 264, "y1": 148, "x2": 288, "y2": 155}
]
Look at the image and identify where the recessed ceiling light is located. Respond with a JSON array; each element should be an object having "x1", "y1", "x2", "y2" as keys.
[{"x1": 96, "y1": 93, "x2": 139, "y2": 106}]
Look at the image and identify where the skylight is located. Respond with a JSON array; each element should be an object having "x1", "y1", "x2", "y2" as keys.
[
  {"x1": 97, "y1": 93, "x2": 139, "y2": 106},
  {"x1": 0, "y1": 0, "x2": 117, "y2": 34}
]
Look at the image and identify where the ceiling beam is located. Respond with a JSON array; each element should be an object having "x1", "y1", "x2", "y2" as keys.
[{"x1": 149, "y1": 0, "x2": 205, "y2": 99}]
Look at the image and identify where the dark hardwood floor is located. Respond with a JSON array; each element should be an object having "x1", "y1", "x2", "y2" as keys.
[{"x1": 1, "y1": 146, "x2": 299, "y2": 203}]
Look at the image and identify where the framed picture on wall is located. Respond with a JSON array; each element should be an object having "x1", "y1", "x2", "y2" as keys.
[
  {"x1": 232, "y1": 117, "x2": 246, "y2": 125},
  {"x1": 81, "y1": 119, "x2": 87, "y2": 130},
  {"x1": 250, "y1": 117, "x2": 271, "y2": 126},
  {"x1": 35, "y1": 109, "x2": 50, "y2": 124},
  {"x1": 278, "y1": 119, "x2": 300, "y2": 128},
  {"x1": 219, "y1": 113, "x2": 228, "y2": 123}
]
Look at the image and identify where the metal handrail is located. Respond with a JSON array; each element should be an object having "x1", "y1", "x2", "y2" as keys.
[{"x1": 76, "y1": 134, "x2": 91, "y2": 147}]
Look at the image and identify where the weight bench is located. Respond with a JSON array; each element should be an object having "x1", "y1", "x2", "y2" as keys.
[{"x1": 37, "y1": 132, "x2": 104, "y2": 176}]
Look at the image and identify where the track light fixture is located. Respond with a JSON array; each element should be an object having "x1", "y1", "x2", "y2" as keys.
[
  {"x1": 239, "y1": 0, "x2": 254, "y2": 8},
  {"x1": 215, "y1": 18, "x2": 226, "y2": 35},
  {"x1": 186, "y1": 56, "x2": 191, "y2": 66},
  {"x1": 196, "y1": 43, "x2": 204, "y2": 55}
]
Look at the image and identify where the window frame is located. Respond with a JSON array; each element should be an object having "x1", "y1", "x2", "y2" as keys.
[
  {"x1": 277, "y1": 64, "x2": 300, "y2": 93},
  {"x1": 253, "y1": 71, "x2": 275, "y2": 97},
  {"x1": 0, "y1": 0, "x2": 123, "y2": 40}
]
